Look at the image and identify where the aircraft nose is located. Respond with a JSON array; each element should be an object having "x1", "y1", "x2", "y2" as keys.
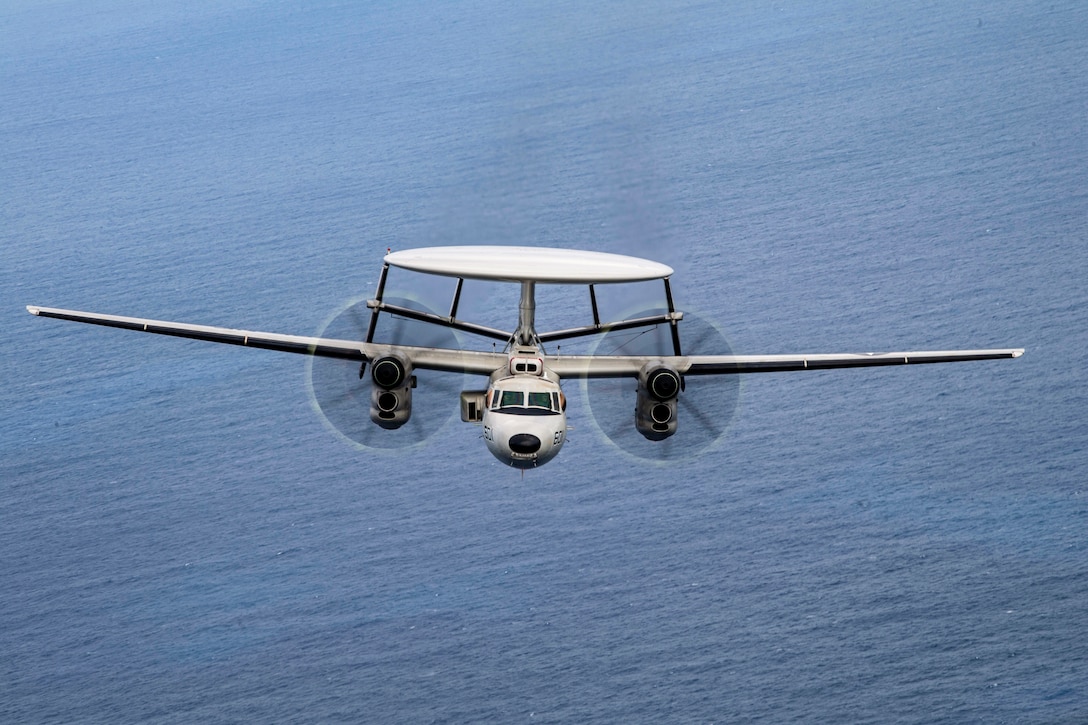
[{"x1": 509, "y1": 433, "x2": 542, "y2": 454}]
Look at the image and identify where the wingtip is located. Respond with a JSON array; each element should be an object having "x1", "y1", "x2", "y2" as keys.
[
  {"x1": 26, "y1": 305, "x2": 40, "y2": 316},
  {"x1": 1011, "y1": 348, "x2": 1025, "y2": 358}
]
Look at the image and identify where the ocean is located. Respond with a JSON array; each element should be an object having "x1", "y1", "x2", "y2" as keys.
[{"x1": 2, "y1": 1, "x2": 1086, "y2": 722}]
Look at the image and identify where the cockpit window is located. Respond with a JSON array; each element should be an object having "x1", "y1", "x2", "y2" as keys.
[
  {"x1": 491, "y1": 388, "x2": 560, "y2": 415},
  {"x1": 527, "y1": 392, "x2": 553, "y2": 410},
  {"x1": 499, "y1": 390, "x2": 523, "y2": 408}
]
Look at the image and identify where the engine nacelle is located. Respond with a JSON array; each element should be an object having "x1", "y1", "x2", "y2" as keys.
[
  {"x1": 635, "y1": 364, "x2": 682, "y2": 441},
  {"x1": 369, "y1": 355, "x2": 414, "y2": 429}
]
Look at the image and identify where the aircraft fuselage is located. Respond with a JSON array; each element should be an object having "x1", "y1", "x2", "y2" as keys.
[{"x1": 481, "y1": 353, "x2": 566, "y2": 469}]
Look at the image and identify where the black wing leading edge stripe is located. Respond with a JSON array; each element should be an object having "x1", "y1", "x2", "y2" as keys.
[
  {"x1": 28, "y1": 305, "x2": 1023, "y2": 375},
  {"x1": 27, "y1": 306, "x2": 366, "y2": 361},
  {"x1": 685, "y1": 350, "x2": 1023, "y2": 374}
]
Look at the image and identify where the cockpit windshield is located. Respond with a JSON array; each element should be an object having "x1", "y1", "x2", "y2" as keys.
[
  {"x1": 492, "y1": 389, "x2": 560, "y2": 415},
  {"x1": 499, "y1": 390, "x2": 523, "y2": 408},
  {"x1": 527, "y1": 392, "x2": 552, "y2": 409}
]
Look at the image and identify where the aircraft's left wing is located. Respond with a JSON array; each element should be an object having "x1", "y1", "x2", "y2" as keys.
[
  {"x1": 547, "y1": 348, "x2": 1023, "y2": 378},
  {"x1": 26, "y1": 305, "x2": 506, "y2": 375}
]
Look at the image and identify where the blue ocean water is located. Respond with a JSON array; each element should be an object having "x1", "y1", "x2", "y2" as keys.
[{"x1": 2, "y1": 1, "x2": 1086, "y2": 722}]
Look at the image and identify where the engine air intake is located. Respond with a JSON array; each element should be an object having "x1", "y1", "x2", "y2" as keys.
[
  {"x1": 646, "y1": 367, "x2": 682, "y2": 400},
  {"x1": 371, "y1": 356, "x2": 408, "y2": 389}
]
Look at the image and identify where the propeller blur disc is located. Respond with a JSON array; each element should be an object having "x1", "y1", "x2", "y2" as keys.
[
  {"x1": 583, "y1": 308, "x2": 741, "y2": 463},
  {"x1": 305, "y1": 294, "x2": 462, "y2": 451}
]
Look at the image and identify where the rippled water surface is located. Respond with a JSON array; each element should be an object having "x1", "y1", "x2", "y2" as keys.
[{"x1": 2, "y1": 1, "x2": 1086, "y2": 722}]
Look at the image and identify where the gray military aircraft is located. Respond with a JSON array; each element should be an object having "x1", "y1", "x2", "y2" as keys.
[{"x1": 28, "y1": 246, "x2": 1023, "y2": 468}]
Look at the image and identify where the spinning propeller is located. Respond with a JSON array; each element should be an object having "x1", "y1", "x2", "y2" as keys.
[
  {"x1": 584, "y1": 308, "x2": 741, "y2": 463},
  {"x1": 306, "y1": 294, "x2": 463, "y2": 451}
]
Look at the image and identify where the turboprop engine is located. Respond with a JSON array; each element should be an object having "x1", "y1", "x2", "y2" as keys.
[
  {"x1": 635, "y1": 364, "x2": 682, "y2": 441},
  {"x1": 369, "y1": 354, "x2": 414, "y2": 429}
]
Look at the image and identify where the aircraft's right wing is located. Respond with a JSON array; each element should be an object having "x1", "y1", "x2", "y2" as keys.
[
  {"x1": 26, "y1": 305, "x2": 507, "y2": 376},
  {"x1": 547, "y1": 348, "x2": 1023, "y2": 378},
  {"x1": 681, "y1": 348, "x2": 1024, "y2": 374}
]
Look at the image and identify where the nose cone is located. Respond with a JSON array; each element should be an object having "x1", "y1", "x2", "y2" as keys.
[{"x1": 508, "y1": 433, "x2": 542, "y2": 454}]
